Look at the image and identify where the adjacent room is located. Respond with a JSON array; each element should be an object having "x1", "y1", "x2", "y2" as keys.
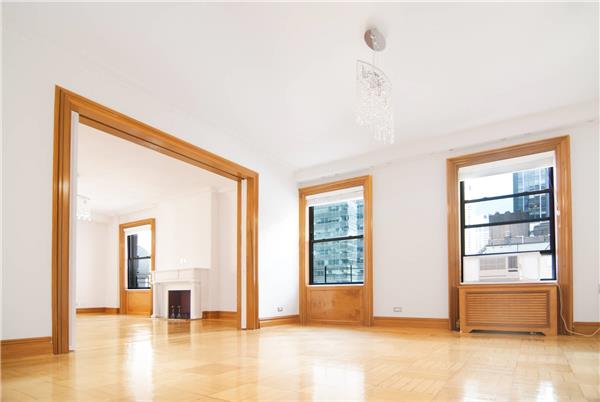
[
  {"x1": 74, "y1": 122, "x2": 239, "y2": 350},
  {"x1": 2, "y1": 2, "x2": 598, "y2": 401}
]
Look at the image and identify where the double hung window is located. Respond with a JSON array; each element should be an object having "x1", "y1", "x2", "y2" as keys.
[
  {"x1": 126, "y1": 228, "x2": 152, "y2": 289},
  {"x1": 309, "y1": 198, "x2": 364, "y2": 285},
  {"x1": 460, "y1": 163, "x2": 556, "y2": 283}
]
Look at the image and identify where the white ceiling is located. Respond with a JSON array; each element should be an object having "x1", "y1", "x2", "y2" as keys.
[
  {"x1": 8, "y1": 3, "x2": 598, "y2": 170},
  {"x1": 77, "y1": 123, "x2": 235, "y2": 217}
]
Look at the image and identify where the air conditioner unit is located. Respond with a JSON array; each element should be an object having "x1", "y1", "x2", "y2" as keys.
[{"x1": 478, "y1": 254, "x2": 520, "y2": 282}]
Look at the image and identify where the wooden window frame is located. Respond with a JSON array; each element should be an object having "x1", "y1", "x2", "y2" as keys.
[
  {"x1": 298, "y1": 175, "x2": 373, "y2": 325},
  {"x1": 119, "y1": 219, "x2": 155, "y2": 314},
  {"x1": 447, "y1": 136, "x2": 573, "y2": 334},
  {"x1": 52, "y1": 87, "x2": 260, "y2": 354}
]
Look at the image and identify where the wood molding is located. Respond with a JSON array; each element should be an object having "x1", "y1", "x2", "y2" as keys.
[
  {"x1": 573, "y1": 322, "x2": 600, "y2": 336},
  {"x1": 202, "y1": 311, "x2": 238, "y2": 321},
  {"x1": 246, "y1": 176, "x2": 260, "y2": 330},
  {"x1": 236, "y1": 180, "x2": 242, "y2": 330},
  {"x1": 119, "y1": 218, "x2": 155, "y2": 316},
  {"x1": 52, "y1": 87, "x2": 260, "y2": 354},
  {"x1": 373, "y1": 317, "x2": 450, "y2": 329},
  {"x1": 1, "y1": 337, "x2": 53, "y2": 359},
  {"x1": 76, "y1": 307, "x2": 119, "y2": 314},
  {"x1": 298, "y1": 175, "x2": 373, "y2": 326},
  {"x1": 259, "y1": 315, "x2": 300, "y2": 327},
  {"x1": 446, "y1": 136, "x2": 573, "y2": 334}
]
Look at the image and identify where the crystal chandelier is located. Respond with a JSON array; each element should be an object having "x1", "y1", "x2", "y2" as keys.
[
  {"x1": 356, "y1": 28, "x2": 395, "y2": 144},
  {"x1": 76, "y1": 195, "x2": 92, "y2": 221}
]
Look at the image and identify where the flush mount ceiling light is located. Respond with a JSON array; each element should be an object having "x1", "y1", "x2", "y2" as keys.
[{"x1": 356, "y1": 28, "x2": 395, "y2": 144}]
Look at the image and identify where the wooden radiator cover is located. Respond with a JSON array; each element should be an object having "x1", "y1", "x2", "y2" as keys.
[{"x1": 458, "y1": 284, "x2": 557, "y2": 335}]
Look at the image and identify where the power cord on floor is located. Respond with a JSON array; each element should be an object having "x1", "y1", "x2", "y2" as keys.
[{"x1": 557, "y1": 283, "x2": 600, "y2": 337}]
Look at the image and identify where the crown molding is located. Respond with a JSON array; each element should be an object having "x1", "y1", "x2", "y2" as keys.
[{"x1": 295, "y1": 100, "x2": 598, "y2": 185}]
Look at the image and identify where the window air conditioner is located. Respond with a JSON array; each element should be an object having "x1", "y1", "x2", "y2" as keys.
[{"x1": 478, "y1": 254, "x2": 520, "y2": 282}]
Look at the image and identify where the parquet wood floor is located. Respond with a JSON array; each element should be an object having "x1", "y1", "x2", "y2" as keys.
[{"x1": 1, "y1": 314, "x2": 598, "y2": 401}]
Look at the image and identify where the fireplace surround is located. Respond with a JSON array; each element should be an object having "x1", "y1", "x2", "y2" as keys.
[{"x1": 153, "y1": 268, "x2": 205, "y2": 319}]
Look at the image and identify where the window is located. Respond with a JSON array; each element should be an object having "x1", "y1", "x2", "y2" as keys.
[
  {"x1": 309, "y1": 199, "x2": 364, "y2": 284},
  {"x1": 460, "y1": 166, "x2": 556, "y2": 283},
  {"x1": 127, "y1": 229, "x2": 152, "y2": 289}
]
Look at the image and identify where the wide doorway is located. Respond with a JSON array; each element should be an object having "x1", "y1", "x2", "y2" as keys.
[{"x1": 53, "y1": 88, "x2": 260, "y2": 354}]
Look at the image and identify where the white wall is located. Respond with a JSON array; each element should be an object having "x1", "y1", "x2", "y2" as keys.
[
  {"x1": 2, "y1": 9, "x2": 298, "y2": 339},
  {"x1": 258, "y1": 168, "x2": 300, "y2": 318},
  {"x1": 157, "y1": 192, "x2": 213, "y2": 270},
  {"x1": 217, "y1": 190, "x2": 237, "y2": 312},
  {"x1": 75, "y1": 219, "x2": 118, "y2": 308},
  {"x1": 373, "y1": 154, "x2": 449, "y2": 318},
  {"x1": 570, "y1": 123, "x2": 599, "y2": 322},
  {"x1": 0, "y1": 2, "x2": 4, "y2": 341},
  {"x1": 301, "y1": 122, "x2": 599, "y2": 322}
]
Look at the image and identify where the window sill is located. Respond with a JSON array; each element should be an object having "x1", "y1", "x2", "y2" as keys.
[
  {"x1": 459, "y1": 280, "x2": 557, "y2": 287},
  {"x1": 307, "y1": 283, "x2": 364, "y2": 288}
]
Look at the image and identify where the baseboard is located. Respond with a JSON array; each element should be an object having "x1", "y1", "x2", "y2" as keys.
[
  {"x1": 76, "y1": 307, "x2": 119, "y2": 314},
  {"x1": 202, "y1": 311, "x2": 238, "y2": 321},
  {"x1": 305, "y1": 319, "x2": 362, "y2": 326},
  {"x1": 573, "y1": 321, "x2": 600, "y2": 336},
  {"x1": 260, "y1": 315, "x2": 300, "y2": 327},
  {"x1": 1, "y1": 337, "x2": 53, "y2": 359},
  {"x1": 373, "y1": 316, "x2": 450, "y2": 329}
]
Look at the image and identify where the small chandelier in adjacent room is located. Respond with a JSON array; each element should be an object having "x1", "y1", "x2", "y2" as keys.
[
  {"x1": 356, "y1": 28, "x2": 395, "y2": 144},
  {"x1": 76, "y1": 194, "x2": 92, "y2": 221}
]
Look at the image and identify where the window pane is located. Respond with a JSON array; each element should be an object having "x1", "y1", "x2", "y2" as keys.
[
  {"x1": 464, "y1": 221, "x2": 551, "y2": 255},
  {"x1": 313, "y1": 200, "x2": 364, "y2": 240},
  {"x1": 132, "y1": 231, "x2": 152, "y2": 258},
  {"x1": 312, "y1": 238, "x2": 364, "y2": 284},
  {"x1": 465, "y1": 194, "x2": 550, "y2": 225},
  {"x1": 128, "y1": 258, "x2": 151, "y2": 289},
  {"x1": 463, "y1": 252, "x2": 553, "y2": 283},
  {"x1": 463, "y1": 167, "x2": 550, "y2": 200}
]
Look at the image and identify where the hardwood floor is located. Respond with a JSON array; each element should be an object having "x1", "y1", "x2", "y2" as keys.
[{"x1": 2, "y1": 314, "x2": 598, "y2": 401}]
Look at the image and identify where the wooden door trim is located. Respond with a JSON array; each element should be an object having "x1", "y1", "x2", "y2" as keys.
[
  {"x1": 119, "y1": 218, "x2": 155, "y2": 315},
  {"x1": 446, "y1": 135, "x2": 573, "y2": 334},
  {"x1": 52, "y1": 86, "x2": 259, "y2": 354},
  {"x1": 298, "y1": 175, "x2": 373, "y2": 326}
]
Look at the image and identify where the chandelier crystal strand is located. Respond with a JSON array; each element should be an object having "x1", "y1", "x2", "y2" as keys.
[{"x1": 356, "y1": 60, "x2": 395, "y2": 144}]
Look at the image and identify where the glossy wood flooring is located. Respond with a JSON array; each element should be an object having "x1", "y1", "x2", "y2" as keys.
[{"x1": 2, "y1": 314, "x2": 599, "y2": 401}]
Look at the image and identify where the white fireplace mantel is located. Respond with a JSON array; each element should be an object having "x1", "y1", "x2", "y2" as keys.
[{"x1": 152, "y1": 268, "x2": 208, "y2": 319}]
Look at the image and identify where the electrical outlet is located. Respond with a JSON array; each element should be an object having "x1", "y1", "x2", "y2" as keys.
[
  {"x1": 277, "y1": 306, "x2": 284, "y2": 312},
  {"x1": 393, "y1": 307, "x2": 402, "y2": 312}
]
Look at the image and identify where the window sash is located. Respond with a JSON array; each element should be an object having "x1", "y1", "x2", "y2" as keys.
[
  {"x1": 309, "y1": 238, "x2": 364, "y2": 285},
  {"x1": 460, "y1": 167, "x2": 557, "y2": 281},
  {"x1": 127, "y1": 234, "x2": 152, "y2": 289},
  {"x1": 308, "y1": 205, "x2": 364, "y2": 285},
  {"x1": 312, "y1": 234, "x2": 364, "y2": 244},
  {"x1": 463, "y1": 188, "x2": 551, "y2": 204},
  {"x1": 464, "y1": 216, "x2": 551, "y2": 229}
]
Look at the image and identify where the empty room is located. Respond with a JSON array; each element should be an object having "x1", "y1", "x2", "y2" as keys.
[{"x1": 2, "y1": 2, "x2": 599, "y2": 402}]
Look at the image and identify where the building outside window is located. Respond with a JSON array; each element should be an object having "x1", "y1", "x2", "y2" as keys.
[
  {"x1": 460, "y1": 163, "x2": 556, "y2": 283},
  {"x1": 309, "y1": 199, "x2": 364, "y2": 284}
]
